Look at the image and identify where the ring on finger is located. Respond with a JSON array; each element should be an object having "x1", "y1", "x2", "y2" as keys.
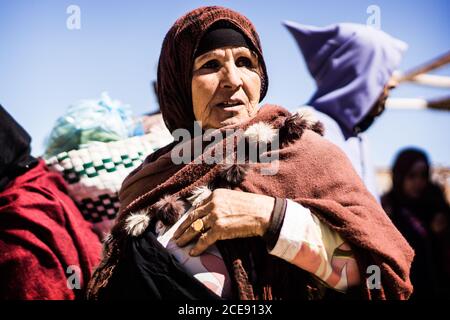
[{"x1": 192, "y1": 218, "x2": 205, "y2": 233}]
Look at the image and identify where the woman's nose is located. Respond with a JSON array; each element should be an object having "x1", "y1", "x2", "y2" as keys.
[{"x1": 220, "y1": 62, "x2": 243, "y2": 90}]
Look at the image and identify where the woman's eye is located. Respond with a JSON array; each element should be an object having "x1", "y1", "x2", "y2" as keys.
[
  {"x1": 236, "y1": 57, "x2": 254, "y2": 68},
  {"x1": 201, "y1": 60, "x2": 220, "y2": 69}
]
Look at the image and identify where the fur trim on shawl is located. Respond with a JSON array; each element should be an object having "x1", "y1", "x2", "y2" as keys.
[{"x1": 87, "y1": 105, "x2": 413, "y2": 300}]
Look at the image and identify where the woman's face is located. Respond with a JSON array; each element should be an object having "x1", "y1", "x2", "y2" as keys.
[
  {"x1": 191, "y1": 46, "x2": 261, "y2": 129},
  {"x1": 402, "y1": 160, "x2": 428, "y2": 199}
]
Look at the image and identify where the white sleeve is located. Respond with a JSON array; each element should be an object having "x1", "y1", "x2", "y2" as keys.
[{"x1": 268, "y1": 199, "x2": 360, "y2": 292}]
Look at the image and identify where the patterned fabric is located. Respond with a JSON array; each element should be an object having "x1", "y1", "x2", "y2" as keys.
[
  {"x1": 45, "y1": 134, "x2": 172, "y2": 238},
  {"x1": 156, "y1": 206, "x2": 233, "y2": 299},
  {"x1": 271, "y1": 199, "x2": 361, "y2": 292},
  {"x1": 157, "y1": 198, "x2": 361, "y2": 298}
]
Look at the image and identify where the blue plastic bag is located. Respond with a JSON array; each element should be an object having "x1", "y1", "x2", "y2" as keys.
[{"x1": 44, "y1": 92, "x2": 143, "y2": 158}]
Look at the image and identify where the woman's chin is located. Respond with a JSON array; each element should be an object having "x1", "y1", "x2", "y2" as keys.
[
  {"x1": 219, "y1": 119, "x2": 239, "y2": 128},
  {"x1": 219, "y1": 115, "x2": 250, "y2": 128}
]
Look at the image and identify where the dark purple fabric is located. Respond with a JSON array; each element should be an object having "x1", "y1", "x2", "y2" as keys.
[{"x1": 284, "y1": 21, "x2": 407, "y2": 137}]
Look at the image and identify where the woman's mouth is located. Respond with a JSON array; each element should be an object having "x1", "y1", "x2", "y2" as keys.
[{"x1": 215, "y1": 100, "x2": 244, "y2": 112}]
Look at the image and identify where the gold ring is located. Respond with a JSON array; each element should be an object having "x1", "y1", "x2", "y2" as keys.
[{"x1": 192, "y1": 218, "x2": 204, "y2": 233}]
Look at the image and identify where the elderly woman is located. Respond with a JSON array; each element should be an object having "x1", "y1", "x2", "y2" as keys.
[{"x1": 88, "y1": 6, "x2": 413, "y2": 300}]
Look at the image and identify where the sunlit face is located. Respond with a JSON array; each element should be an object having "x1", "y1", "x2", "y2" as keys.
[
  {"x1": 403, "y1": 160, "x2": 428, "y2": 199},
  {"x1": 191, "y1": 46, "x2": 261, "y2": 129}
]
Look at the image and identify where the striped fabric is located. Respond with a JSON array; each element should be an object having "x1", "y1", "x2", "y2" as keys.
[{"x1": 45, "y1": 133, "x2": 171, "y2": 238}]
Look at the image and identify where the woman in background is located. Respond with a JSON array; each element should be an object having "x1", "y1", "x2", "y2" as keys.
[{"x1": 382, "y1": 148, "x2": 450, "y2": 299}]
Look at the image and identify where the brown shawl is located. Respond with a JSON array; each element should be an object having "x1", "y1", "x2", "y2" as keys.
[
  {"x1": 87, "y1": 6, "x2": 413, "y2": 300},
  {"x1": 88, "y1": 104, "x2": 414, "y2": 300}
]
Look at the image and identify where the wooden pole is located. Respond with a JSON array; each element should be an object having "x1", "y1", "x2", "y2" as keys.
[
  {"x1": 386, "y1": 97, "x2": 450, "y2": 111},
  {"x1": 385, "y1": 98, "x2": 427, "y2": 110},
  {"x1": 407, "y1": 74, "x2": 450, "y2": 88},
  {"x1": 399, "y1": 51, "x2": 450, "y2": 82},
  {"x1": 428, "y1": 96, "x2": 450, "y2": 111}
]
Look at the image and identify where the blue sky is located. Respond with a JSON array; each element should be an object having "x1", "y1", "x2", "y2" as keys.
[{"x1": 0, "y1": 0, "x2": 449, "y2": 167}]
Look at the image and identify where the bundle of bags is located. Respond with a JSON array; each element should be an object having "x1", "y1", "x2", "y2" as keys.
[{"x1": 44, "y1": 92, "x2": 173, "y2": 239}]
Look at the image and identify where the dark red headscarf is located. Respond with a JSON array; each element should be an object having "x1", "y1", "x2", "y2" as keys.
[{"x1": 157, "y1": 6, "x2": 269, "y2": 133}]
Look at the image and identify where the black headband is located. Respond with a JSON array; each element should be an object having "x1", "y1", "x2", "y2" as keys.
[{"x1": 194, "y1": 27, "x2": 254, "y2": 58}]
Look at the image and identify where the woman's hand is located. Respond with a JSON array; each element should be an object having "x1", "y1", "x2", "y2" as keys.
[{"x1": 173, "y1": 188, "x2": 274, "y2": 256}]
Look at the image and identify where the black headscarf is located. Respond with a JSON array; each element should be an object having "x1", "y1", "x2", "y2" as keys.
[
  {"x1": 0, "y1": 105, "x2": 38, "y2": 191},
  {"x1": 194, "y1": 23, "x2": 255, "y2": 58},
  {"x1": 392, "y1": 148, "x2": 430, "y2": 196},
  {"x1": 384, "y1": 147, "x2": 447, "y2": 225}
]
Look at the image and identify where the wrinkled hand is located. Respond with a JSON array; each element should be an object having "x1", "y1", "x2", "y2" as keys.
[{"x1": 173, "y1": 188, "x2": 274, "y2": 256}]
